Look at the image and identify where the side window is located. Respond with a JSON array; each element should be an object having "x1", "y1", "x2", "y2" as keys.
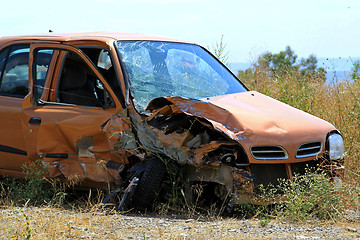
[
  {"x1": 56, "y1": 51, "x2": 114, "y2": 108},
  {"x1": 97, "y1": 49, "x2": 112, "y2": 70},
  {"x1": 0, "y1": 45, "x2": 30, "y2": 98},
  {"x1": 34, "y1": 49, "x2": 54, "y2": 97},
  {"x1": 80, "y1": 47, "x2": 123, "y2": 102},
  {"x1": 97, "y1": 50, "x2": 123, "y2": 100}
]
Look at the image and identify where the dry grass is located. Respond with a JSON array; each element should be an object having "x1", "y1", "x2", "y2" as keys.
[{"x1": 0, "y1": 205, "x2": 358, "y2": 239}]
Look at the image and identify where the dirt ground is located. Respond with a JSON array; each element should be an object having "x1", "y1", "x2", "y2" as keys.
[{"x1": 0, "y1": 206, "x2": 359, "y2": 239}]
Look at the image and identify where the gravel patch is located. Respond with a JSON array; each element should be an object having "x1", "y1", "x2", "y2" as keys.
[{"x1": 0, "y1": 207, "x2": 358, "y2": 239}]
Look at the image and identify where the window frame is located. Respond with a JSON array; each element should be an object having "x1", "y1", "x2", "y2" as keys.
[
  {"x1": 29, "y1": 43, "x2": 122, "y2": 110},
  {"x1": 32, "y1": 48, "x2": 55, "y2": 100},
  {"x1": 0, "y1": 47, "x2": 10, "y2": 85}
]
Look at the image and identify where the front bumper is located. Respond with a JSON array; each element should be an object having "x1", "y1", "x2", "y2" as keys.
[{"x1": 185, "y1": 158, "x2": 344, "y2": 206}]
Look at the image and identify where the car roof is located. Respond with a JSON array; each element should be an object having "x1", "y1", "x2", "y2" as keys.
[{"x1": 0, "y1": 32, "x2": 190, "y2": 46}]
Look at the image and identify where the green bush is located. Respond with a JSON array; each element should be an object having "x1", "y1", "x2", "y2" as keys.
[
  {"x1": 275, "y1": 170, "x2": 343, "y2": 221},
  {"x1": 246, "y1": 168, "x2": 343, "y2": 222},
  {"x1": 0, "y1": 160, "x2": 66, "y2": 206}
]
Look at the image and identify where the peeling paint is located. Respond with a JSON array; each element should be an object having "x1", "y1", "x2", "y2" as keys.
[{"x1": 77, "y1": 136, "x2": 95, "y2": 158}]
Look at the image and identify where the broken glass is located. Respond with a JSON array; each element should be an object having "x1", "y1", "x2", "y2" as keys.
[{"x1": 117, "y1": 41, "x2": 247, "y2": 112}]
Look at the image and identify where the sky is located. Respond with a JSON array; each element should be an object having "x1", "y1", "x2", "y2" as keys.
[{"x1": 0, "y1": 0, "x2": 359, "y2": 63}]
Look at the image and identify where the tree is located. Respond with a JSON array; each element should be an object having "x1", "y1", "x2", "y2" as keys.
[
  {"x1": 239, "y1": 46, "x2": 326, "y2": 82},
  {"x1": 299, "y1": 54, "x2": 326, "y2": 80},
  {"x1": 255, "y1": 46, "x2": 298, "y2": 72},
  {"x1": 300, "y1": 54, "x2": 317, "y2": 72}
]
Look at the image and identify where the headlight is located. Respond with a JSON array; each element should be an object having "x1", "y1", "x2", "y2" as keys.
[{"x1": 327, "y1": 133, "x2": 345, "y2": 160}]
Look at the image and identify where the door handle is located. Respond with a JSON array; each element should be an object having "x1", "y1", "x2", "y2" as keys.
[
  {"x1": 45, "y1": 153, "x2": 68, "y2": 159},
  {"x1": 29, "y1": 117, "x2": 41, "y2": 124}
]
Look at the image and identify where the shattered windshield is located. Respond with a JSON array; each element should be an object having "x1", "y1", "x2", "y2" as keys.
[{"x1": 116, "y1": 41, "x2": 247, "y2": 112}]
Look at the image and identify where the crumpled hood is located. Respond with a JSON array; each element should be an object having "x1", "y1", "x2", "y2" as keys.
[{"x1": 158, "y1": 91, "x2": 336, "y2": 162}]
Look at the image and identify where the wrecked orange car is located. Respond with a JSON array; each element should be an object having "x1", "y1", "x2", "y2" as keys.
[{"x1": 0, "y1": 33, "x2": 344, "y2": 210}]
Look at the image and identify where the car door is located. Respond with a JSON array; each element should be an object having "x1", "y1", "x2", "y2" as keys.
[
  {"x1": 0, "y1": 44, "x2": 33, "y2": 174},
  {"x1": 21, "y1": 43, "x2": 128, "y2": 182}
]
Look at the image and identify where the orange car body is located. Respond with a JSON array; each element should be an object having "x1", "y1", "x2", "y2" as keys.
[{"x1": 0, "y1": 33, "x2": 344, "y2": 205}]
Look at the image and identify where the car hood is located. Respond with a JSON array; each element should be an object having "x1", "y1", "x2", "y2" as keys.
[{"x1": 153, "y1": 91, "x2": 336, "y2": 162}]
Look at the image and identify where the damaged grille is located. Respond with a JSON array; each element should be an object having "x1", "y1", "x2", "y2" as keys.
[
  {"x1": 296, "y1": 142, "x2": 322, "y2": 158},
  {"x1": 291, "y1": 160, "x2": 319, "y2": 176},
  {"x1": 250, "y1": 164, "x2": 288, "y2": 194},
  {"x1": 251, "y1": 160, "x2": 319, "y2": 195},
  {"x1": 250, "y1": 146, "x2": 288, "y2": 160}
]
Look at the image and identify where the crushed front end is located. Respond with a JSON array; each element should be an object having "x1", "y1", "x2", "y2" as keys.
[{"x1": 128, "y1": 91, "x2": 345, "y2": 207}]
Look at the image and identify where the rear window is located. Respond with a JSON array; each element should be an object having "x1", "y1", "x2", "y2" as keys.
[{"x1": 0, "y1": 45, "x2": 30, "y2": 97}]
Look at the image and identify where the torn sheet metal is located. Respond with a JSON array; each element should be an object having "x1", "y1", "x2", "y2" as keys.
[
  {"x1": 102, "y1": 110, "x2": 140, "y2": 161},
  {"x1": 129, "y1": 106, "x2": 244, "y2": 167},
  {"x1": 129, "y1": 107, "x2": 194, "y2": 165},
  {"x1": 42, "y1": 157, "x2": 123, "y2": 186}
]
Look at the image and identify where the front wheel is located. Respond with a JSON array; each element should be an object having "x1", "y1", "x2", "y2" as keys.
[{"x1": 132, "y1": 157, "x2": 166, "y2": 210}]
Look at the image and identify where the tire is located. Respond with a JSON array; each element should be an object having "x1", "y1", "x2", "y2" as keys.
[{"x1": 132, "y1": 157, "x2": 166, "y2": 210}]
